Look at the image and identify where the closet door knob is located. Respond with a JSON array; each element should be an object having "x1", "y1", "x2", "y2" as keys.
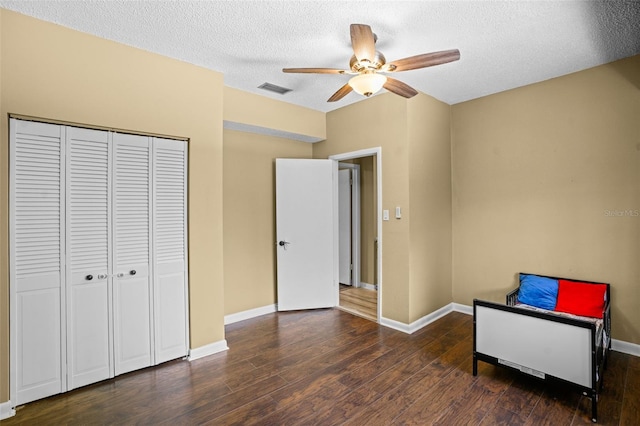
[
  {"x1": 130, "y1": 270, "x2": 137, "y2": 275},
  {"x1": 85, "y1": 275, "x2": 93, "y2": 281}
]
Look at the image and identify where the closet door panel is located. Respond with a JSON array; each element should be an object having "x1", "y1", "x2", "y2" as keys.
[
  {"x1": 113, "y1": 133, "x2": 153, "y2": 375},
  {"x1": 17, "y1": 289, "x2": 61, "y2": 395},
  {"x1": 66, "y1": 127, "x2": 112, "y2": 390},
  {"x1": 153, "y1": 138, "x2": 188, "y2": 363},
  {"x1": 10, "y1": 119, "x2": 65, "y2": 405},
  {"x1": 69, "y1": 282, "x2": 110, "y2": 378}
]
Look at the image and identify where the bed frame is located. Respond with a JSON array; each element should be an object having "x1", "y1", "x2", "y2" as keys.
[{"x1": 473, "y1": 273, "x2": 611, "y2": 423}]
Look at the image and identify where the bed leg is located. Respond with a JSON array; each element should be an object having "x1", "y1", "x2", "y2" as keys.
[
  {"x1": 473, "y1": 354, "x2": 478, "y2": 376},
  {"x1": 591, "y1": 392, "x2": 597, "y2": 423}
]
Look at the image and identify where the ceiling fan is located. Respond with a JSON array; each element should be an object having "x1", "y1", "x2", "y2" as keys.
[{"x1": 283, "y1": 24, "x2": 460, "y2": 102}]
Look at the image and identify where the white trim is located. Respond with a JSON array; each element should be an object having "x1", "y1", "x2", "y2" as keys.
[
  {"x1": 379, "y1": 316, "x2": 413, "y2": 334},
  {"x1": 188, "y1": 339, "x2": 229, "y2": 361},
  {"x1": 0, "y1": 401, "x2": 16, "y2": 420},
  {"x1": 224, "y1": 304, "x2": 277, "y2": 325},
  {"x1": 329, "y1": 147, "x2": 382, "y2": 321},
  {"x1": 360, "y1": 282, "x2": 376, "y2": 291},
  {"x1": 380, "y1": 303, "x2": 454, "y2": 334},
  {"x1": 406, "y1": 304, "x2": 455, "y2": 334},
  {"x1": 452, "y1": 303, "x2": 473, "y2": 316},
  {"x1": 612, "y1": 339, "x2": 640, "y2": 357}
]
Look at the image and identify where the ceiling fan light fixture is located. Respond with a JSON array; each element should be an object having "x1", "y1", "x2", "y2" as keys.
[{"x1": 348, "y1": 72, "x2": 387, "y2": 97}]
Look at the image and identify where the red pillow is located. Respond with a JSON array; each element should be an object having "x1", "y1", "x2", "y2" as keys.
[{"x1": 555, "y1": 280, "x2": 607, "y2": 318}]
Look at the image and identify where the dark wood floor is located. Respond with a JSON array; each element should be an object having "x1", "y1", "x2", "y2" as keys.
[{"x1": 4, "y1": 309, "x2": 639, "y2": 425}]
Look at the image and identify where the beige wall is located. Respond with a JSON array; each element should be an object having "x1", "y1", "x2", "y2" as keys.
[
  {"x1": 223, "y1": 129, "x2": 312, "y2": 315},
  {"x1": 451, "y1": 55, "x2": 640, "y2": 344},
  {"x1": 408, "y1": 95, "x2": 453, "y2": 322},
  {"x1": 315, "y1": 92, "x2": 452, "y2": 324},
  {"x1": 316, "y1": 93, "x2": 411, "y2": 323},
  {"x1": 0, "y1": 9, "x2": 225, "y2": 402},
  {"x1": 222, "y1": 88, "x2": 321, "y2": 316},
  {"x1": 224, "y1": 87, "x2": 325, "y2": 140}
]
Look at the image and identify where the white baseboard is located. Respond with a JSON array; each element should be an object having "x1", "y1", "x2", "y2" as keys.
[
  {"x1": 0, "y1": 400, "x2": 15, "y2": 420},
  {"x1": 612, "y1": 339, "x2": 640, "y2": 357},
  {"x1": 452, "y1": 303, "x2": 473, "y2": 315},
  {"x1": 188, "y1": 339, "x2": 228, "y2": 361},
  {"x1": 360, "y1": 282, "x2": 376, "y2": 291},
  {"x1": 379, "y1": 316, "x2": 412, "y2": 333},
  {"x1": 224, "y1": 304, "x2": 277, "y2": 325},
  {"x1": 381, "y1": 303, "x2": 454, "y2": 334}
]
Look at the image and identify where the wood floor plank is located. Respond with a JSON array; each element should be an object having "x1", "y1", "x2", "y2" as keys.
[
  {"x1": 489, "y1": 373, "x2": 545, "y2": 418},
  {"x1": 480, "y1": 406, "x2": 529, "y2": 426},
  {"x1": 523, "y1": 382, "x2": 581, "y2": 426},
  {"x1": 3, "y1": 308, "x2": 638, "y2": 426},
  {"x1": 203, "y1": 395, "x2": 278, "y2": 426},
  {"x1": 392, "y1": 355, "x2": 480, "y2": 424},
  {"x1": 166, "y1": 374, "x2": 289, "y2": 424},
  {"x1": 258, "y1": 344, "x2": 391, "y2": 425},
  {"x1": 603, "y1": 349, "x2": 631, "y2": 402},
  {"x1": 342, "y1": 339, "x2": 472, "y2": 425},
  {"x1": 620, "y1": 356, "x2": 640, "y2": 426}
]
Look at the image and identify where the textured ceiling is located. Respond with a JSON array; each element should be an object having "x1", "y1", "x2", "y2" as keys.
[{"x1": 1, "y1": 1, "x2": 639, "y2": 113}]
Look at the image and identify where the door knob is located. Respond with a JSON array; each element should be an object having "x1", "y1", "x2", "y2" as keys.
[
  {"x1": 85, "y1": 274, "x2": 93, "y2": 281},
  {"x1": 130, "y1": 270, "x2": 136, "y2": 275},
  {"x1": 278, "y1": 241, "x2": 291, "y2": 250}
]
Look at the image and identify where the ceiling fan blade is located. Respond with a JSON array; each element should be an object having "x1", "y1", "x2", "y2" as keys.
[
  {"x1": 350, "y1": 24, "x2": 376, "y2": 62},
  {"x1": 327, "y1": 83, "x2": 353, "y2": 102},
  {"x1": 387, "y1": 49, "x2": 460, "y2": 72},
  {"x1": 283, "y1": 67, "x2": 347, "y2": 74},
  {"x1": 383, "y1": 77, "x2": 418, "y2": 98}
]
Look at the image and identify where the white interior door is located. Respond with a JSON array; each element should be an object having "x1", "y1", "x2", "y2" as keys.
[
  {"x1": 66, "y1": 127, "x2": 113, "y2": 390},
  {"x1": 275, "y1": 158, "x2": 337, "y2": 311},
  {"x1": 338, "y1": 169, "x2": 352, "y2": 285},
  {"x1": 152, "y1": 137, "x2": 189, "y2": 364},
  {"x1": 10, "y1": 119, "x2": 66, "y2": 405},
  {"x1": 112, "y1": 133, "x2": 153, "y2": 375}
]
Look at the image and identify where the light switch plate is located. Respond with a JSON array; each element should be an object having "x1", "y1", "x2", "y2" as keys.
[
  {"x1": 383, "y1": 209, "x2": 389, "y2": 221},
  {"x1": 395, "y1": 206, "x2": 401, "y2": 218}
]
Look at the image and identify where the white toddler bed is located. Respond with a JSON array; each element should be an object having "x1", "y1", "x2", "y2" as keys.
[{"x1": 473, "y1": 273, "x2": 611, "y2": 423}]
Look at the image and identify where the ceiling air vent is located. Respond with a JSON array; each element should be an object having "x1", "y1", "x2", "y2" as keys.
[{"x1": 258, "y1": 82, "x2": 292, "y2": 95}]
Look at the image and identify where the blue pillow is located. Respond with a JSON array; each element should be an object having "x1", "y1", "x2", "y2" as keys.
[{"x1": 517, "y1": 274, "x2": 559, "y2": 310}]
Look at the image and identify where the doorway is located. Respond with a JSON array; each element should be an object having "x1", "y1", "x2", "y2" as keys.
[
  {"x1": 338, "y1": 163, "x2": 360, "y2": 287},
  {"x1": 331, "y1": 149, "x2": 381, "y2": 322}
]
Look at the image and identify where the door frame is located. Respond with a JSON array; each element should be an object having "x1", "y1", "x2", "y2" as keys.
[
  {"x1": 330, "y1": 148, "x2": 382, "y2": 322},
  {"x1": 338, "y1": 163, "x2": 361, "y2": 288}
]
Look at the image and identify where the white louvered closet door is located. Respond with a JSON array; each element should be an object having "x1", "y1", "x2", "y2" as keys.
[
  {"x1": 10, "y1": 119, "x2": 190, "y2": 406},
  {"x1": 112, "y1": 133, "x2": 153, "y2": 375},
  {"x1": 153, "y1": 137, "x2": 189, "y2": 363},
  {"x1": 9, "y1": 119, "x2": 66, "y2": 405},
  {"x1": 65, "y1": 127, "x2": 113, "y2": 390}
]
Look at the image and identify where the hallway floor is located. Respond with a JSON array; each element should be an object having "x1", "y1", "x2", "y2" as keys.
[{"x1": 339, "y1": 284, "x2": 377, "y2": 321}]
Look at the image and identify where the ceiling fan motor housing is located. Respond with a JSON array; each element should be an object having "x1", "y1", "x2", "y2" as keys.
[{"x1": 350, "y1": 51, "x2": 386, "y2": 72}]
